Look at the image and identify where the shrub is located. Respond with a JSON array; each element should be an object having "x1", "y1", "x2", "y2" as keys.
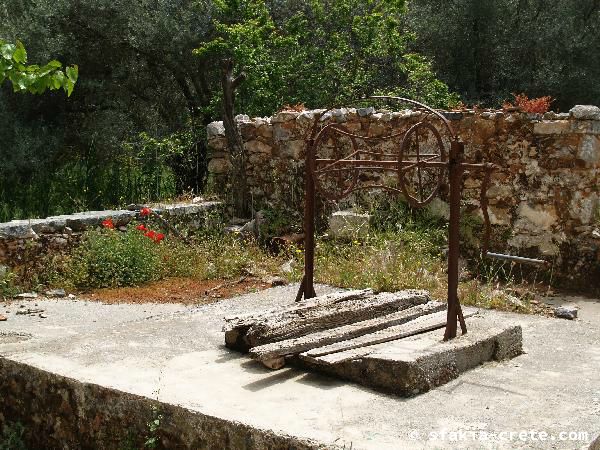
[
  {"x1": 67, "y1": 227, "x2": 163, "y2": 288},
  {"x1": 503, "y1": 93, "x2": 553, "y2": 114}
]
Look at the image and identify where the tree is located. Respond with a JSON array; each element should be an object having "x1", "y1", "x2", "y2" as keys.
[
  {"x1": 407, "y1": 0, "x2": 600, "y2": 109},
  {"x1": 0, "y1": 39, "x2": 78, "y2": 96}
]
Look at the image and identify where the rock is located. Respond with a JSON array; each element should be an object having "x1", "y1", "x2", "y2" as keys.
[
  {"x1": 280, "y1": 140, "x2": 304, "y2": 159},
  {"x1": 206, "y1": 121, "x2": 225, "y2": 138},
  {"x1": 0, "y1": 314, "x2": 7, "y2": 321},
  {"x1": 357, "y1": 107, "x2": 375, "y2": 117},
  {"x1": 328, "y1": 210, "x2": 370, "y2": 239},
  {"x1": 280, "y1": 259, "x2": 296, "y2": 274},
  {"x1": 39, "y1": 314, "x2": 47, "y2": 319},
  {"x1": 262, "y1": 276, "x2": 287, "y2": 287},
  {"x1": 554, "y1": 305, "x2": 578, "y2": 320},
  {"x1": 207, "y1": 158, "x2": 232, "y2": 174},
  {"x1": 15, "y1": 292, "x2": 38, "y2": 299},
  {"x1": 589, "y1": 435, "x2": 600, "y2": 450},
  {"x1": 570, "y1": 105, "x2": 600, "y2": 120},
  {"x1": 0, "y1": 264, "x2": 8, "y2": 278},
  {"x1": 0, "y1": 222, "x2": 38, "y2": 239},
  {"x1": 244, "y1": 140, "x2": 272, "y2": 154},
  {"x1": 224, "y1": 225, "x2": 243, "y2": 235},
  {"x1": 45, "y1": 289, "x2": 66, "y2": 298},
  {"x1": 533, "y1": 120, "x2": 570, "y2": 135}
]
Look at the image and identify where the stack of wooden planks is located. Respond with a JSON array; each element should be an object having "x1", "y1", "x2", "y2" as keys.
[{"x1": 223, "y1": 289, "x2": 471, "y2": 370}]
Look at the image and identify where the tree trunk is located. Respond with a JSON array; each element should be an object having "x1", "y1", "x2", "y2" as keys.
[{"x1": 221, "y1": 59, "x2": 248, "y2": 217}]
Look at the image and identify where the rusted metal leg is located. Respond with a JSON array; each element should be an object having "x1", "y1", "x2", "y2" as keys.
[
  {"x1": 444, "y1": 140, "x2": 466, "y2": 340},
  {"x1": 295, "y1": 275, "x2": 306, "y2": 302},
  {"x1": 299, "y1": 139, "x2": 317, "y2": 302}
]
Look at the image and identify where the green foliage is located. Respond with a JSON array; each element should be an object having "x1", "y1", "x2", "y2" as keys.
[
  {"x1": 65, "y1": 227, "x2": 163, "y2": 289},
  {"x1": 0, "y1": 267, "x2": 20, "y2": 298},
  {"x1": 144, "y1": 406, "x2": 163, "y2": 449},
  {"x1": 0, "y1": 39, "x2": 77, "y2": 96},
  {"x1": 197, "y1": 0, "x2": 458, "y2": 114},
  {"x1": 408, "y1": 0, "x2": 600, "y2": 109},
  {"x1": 0, "y1": 421, "x2": 27, "y2": 450}
]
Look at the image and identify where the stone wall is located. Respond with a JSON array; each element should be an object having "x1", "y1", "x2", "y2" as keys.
[
  {"x1": 206, "y1": 106, "x2": 600, "y2": 289},
  {"x1": 0, "y1": 202, "x2": 221, "y2": 274},
  {"x1": 0, "y1": 357, "x2": 327, "y2": 449}
]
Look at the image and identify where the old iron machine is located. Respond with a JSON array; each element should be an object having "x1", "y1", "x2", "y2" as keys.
[{"x1": 295, "y1": 96, "x2": 546, "y2": 340}]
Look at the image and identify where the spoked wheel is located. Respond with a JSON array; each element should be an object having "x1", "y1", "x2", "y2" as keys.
[
  {"x1": 398, "y1": 121, "x2": 447, "y2": 207},
  {"x1": 312, "y1": 124, "x2": 360, "y2": 201}
]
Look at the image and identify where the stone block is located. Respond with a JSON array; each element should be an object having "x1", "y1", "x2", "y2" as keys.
[
  {"x1": 533, "y1": 120, "x2": 570, "y2": 135},
  {"x1": 280, "y1": 140, "x2": 304, "y2": 159},
  {"x1": 328, "y1": 210, "x2": 370, "y2": 239},
  {"x1": 207, "y1": 158, "x2": 232, "y2": 174},
  {"x1": 577, "y1": 135, "x2": 600, "y2": 166},
  {"x1": 206, "y1": 121, "x2": 225, "y2": 138},
  {"x1": 244, "y1": 140, "x2": 272, "y2": 154},
  {"x1": 570, "y1": 105, "x2": 600, "y2": 120}
]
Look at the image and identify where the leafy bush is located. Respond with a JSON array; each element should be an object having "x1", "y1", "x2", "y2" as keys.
[
  {"x1": 0, "y1": 267, "x2": 20, "y2": 298},
  {"x1": 503, "y1": 93, "x2": 553, "y2": 114},
  {"x1": 66, "y1": 227, "x2": 163, "y2": 288}
]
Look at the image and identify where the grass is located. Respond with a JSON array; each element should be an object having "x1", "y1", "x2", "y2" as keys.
[{"x1": 2, "y1": 201, "x2": 549, "y2": 315}]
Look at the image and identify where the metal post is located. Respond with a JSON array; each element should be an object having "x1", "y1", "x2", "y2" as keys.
[
  {"x1": 444, "y1": 140, "x2": 467, "y2": 340},
  {"x1": 297, "y1": 139, "x2": 317, "y2": 301}
]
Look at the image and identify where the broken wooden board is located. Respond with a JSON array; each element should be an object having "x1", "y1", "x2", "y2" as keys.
[
  {"x1": 225, "y1": 289, "x2": 430, "y2": 351},
  {"x1": 300, "y1": 307, "x2": 478, "y2": 365},
  {"x1": 222, "y1": 289, "x2": 523, "y2": 397},
  {"x1": 249, "y1": 301, "x2": 446, "y2": 363}
]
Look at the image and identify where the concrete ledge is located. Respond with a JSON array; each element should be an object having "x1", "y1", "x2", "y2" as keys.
[
  {"x1": 0, "y1": 357, "x2": 331, "y2": 450},
  {"x1": 298, "y1": 318, "x2": 522, "y2": 396}
]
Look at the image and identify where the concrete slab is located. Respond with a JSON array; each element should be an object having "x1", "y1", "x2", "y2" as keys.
[
  {"x1": 299, "y1": 316, "x2": 522, "y2": 396},
  {"x1": 1, "y1": 286, "x2": 599, "y2": 449}
]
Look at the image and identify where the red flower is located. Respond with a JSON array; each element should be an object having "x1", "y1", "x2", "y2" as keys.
[
  {"x1": 102, "y1": 218, "x2": 114, "y2": 229},
  {"x1": 144, "y1": 230, "x2": 156, "y2": 240},
  {"x1": 140, "y1": 207, "x2": 152, "y2": 217},
  {"x1": 154, "y1": 233, "x2": 165, "y2": 243},
  {"x1": 136, "y1": 224, "x2": 147, "y2": 232}
]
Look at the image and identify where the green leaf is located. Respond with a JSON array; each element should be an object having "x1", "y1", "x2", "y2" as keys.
[
  {"x1": 1, "y1": 43, "x2": 16, "y2": 60},
  {"x1": 66, "y1": 65, "x2": 78, "y2": 83},
  {"x1": 13, "y1": 41, "x2": 27, "y2": 64}
]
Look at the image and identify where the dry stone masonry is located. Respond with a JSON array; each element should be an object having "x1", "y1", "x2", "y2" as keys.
[
  {"x1": 207, "y1": 105, "x2": 600, "y2": 290},
  {"x1": 0, "y1": 202, "x2": 221, "y2": 272}
]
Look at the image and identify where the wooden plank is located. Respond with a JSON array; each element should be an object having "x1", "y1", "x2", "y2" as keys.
[
  {"x1": 249, "y1": 301, "x2": 445, "y2": 364},
  {"x1": 300, "y1": 308, "x2": 478, "y2": 365},
  {"x1": 224, "y1": 289, "x2": 374, "y2": 330},
  {"x1": 225, "y1": 290, "x2": 430, "y2": 351},
  {"x1": 224, "y1": 289, "x2": 374, "y2": 351},
  {"x1": 244, "y1": 291, "x2": 430, "y2": 348}
]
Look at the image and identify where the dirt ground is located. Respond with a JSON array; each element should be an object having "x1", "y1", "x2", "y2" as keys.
[{"x1": 79, "y1": 276, "x2": 279, "y2": 305}]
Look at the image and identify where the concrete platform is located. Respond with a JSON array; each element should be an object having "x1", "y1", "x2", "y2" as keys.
[{"x1": 1, "y1": 286, "x2": 599, "y2": 449}]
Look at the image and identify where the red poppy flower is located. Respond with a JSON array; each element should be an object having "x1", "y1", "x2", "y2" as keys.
[
  {"x1": 136, "y1": 224, "x2": 147, "y2": 232},
  {"x1": 154, "y1": 233, "x2": 165, "y2": 243},
  {"x1": 140, "y1": 207, "x2": 152, "y2": 217},
  {"x1": 144, "y1": 230, "x2": 156, "y2": 240},
  {"x1": 102, "y1": 218, "x2": 114, "y2": 229}
]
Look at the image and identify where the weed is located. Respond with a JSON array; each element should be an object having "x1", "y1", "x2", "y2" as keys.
[
  {"x1": 0, "y1": 422, "x2": 27, "y2": 450},
  {"x1": 0, "y1": 268, "x2": 20, "y2": 299},
  {"x1": 144, "y1": 405, "x2": 163, "y2": 449}
]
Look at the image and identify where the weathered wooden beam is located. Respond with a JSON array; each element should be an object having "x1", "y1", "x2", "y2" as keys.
[
  {"x1": 223, "y1": 289, "x2": 374, "y2": 351},
  {"x1": 224, "y1": 289, "x2": 373, "y2": 329},
  {"x1": 301, "y1": 308, "x2": 478, "y2": 365},
  {"x1": 226, "y1": 290, "x2": 430, "y2": 352},
  {"x1": 249, "y1": 301, "x2": 445, "y2": 365}
]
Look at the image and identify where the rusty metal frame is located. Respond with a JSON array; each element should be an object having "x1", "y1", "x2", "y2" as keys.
[{"x1": 295, "y1": 96, "x2": 497, "y2": 341}]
